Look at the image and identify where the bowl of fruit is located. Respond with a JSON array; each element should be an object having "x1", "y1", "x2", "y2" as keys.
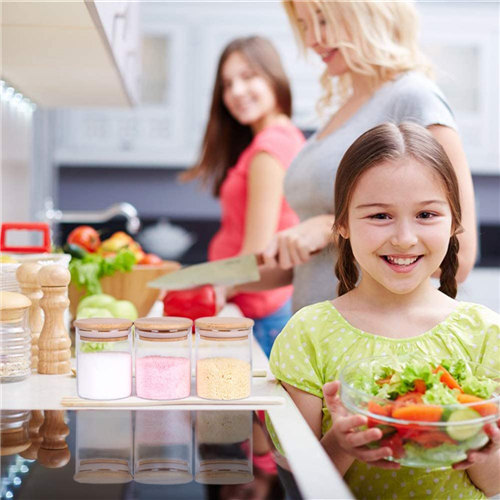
[
  {"x1": 66, "y1": 227, "x2": 180, "y2": 318},
  {"x1": 339, "y1": 356, "x2": 500, "y2": 470}
]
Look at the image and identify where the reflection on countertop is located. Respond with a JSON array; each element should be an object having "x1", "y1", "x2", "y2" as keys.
[{"x1": 1, "y1": 409, "x2": 301, "y2": 500}]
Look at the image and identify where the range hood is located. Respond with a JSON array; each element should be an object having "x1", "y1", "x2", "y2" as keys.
[{"x1": 1, "y1": 1, "x2": 140, "y2": 107}]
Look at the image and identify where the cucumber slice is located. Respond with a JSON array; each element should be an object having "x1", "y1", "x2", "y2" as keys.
[{"x1": 446, "y1": 408, "x2": 482, "y2": 441}]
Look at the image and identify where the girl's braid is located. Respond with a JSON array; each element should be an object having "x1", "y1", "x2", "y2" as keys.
[
  {"x1": 335, "y1": 237, "x2": 359, "y2": 296},
  {"x1": 438, "y1": 234, "x2": 460, "y2": 298}
]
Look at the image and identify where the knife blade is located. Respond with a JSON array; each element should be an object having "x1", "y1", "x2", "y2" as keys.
[{"x1": 147, "y1": 254, "x2": 261, "y2": 290}]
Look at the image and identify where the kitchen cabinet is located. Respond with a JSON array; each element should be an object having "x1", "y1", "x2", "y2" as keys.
[
  {"x1": 53, "y1": 1, "x2": 323, "y2": 167},
  {"x1": 1, "y1": 0, "x2": 140, "y2": 107},
  {"x1": 52, "y1": 2, "x2": 499, "y2": 173}
]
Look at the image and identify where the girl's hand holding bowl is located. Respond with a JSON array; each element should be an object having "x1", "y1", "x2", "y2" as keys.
[
  {"x1": 452, "y1": 420, "x2": 500, "y2": 470},
  {"x1": 322, "y1": 380, "x2": 401, "y2": 470}
]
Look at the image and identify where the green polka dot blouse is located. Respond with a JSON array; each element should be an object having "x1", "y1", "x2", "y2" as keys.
[{"x1": 268, "y1": 301, "x2": 500, "y2": 500}]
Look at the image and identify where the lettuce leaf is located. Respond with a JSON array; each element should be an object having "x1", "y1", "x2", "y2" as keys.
[{"x1": 69, "y1": 248, "x2": 136, "y2": 296}]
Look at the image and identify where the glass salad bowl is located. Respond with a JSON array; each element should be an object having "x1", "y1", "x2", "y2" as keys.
[{"x1": 339, "y1": 356, "x2": 500, "y2": 470}]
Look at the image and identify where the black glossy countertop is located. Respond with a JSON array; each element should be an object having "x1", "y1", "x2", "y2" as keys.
[{"x1": 1, "y1": 409, "x2": 302, "y2": 500}]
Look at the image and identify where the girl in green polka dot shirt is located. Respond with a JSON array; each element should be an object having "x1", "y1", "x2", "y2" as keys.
[{"x1": 269, "y1": 123, "x2": 500, "y2": 499}]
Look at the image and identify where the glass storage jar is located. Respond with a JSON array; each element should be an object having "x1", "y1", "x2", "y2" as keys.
[
  {"x1": 0, "y1": 291, "x2": 32, "y2": 383},
  {"x1": 135, "y1": 317, "x2": 192, "y2": 400},
  {"x1": 74, "y1": 318, "x2": 132, "y2": 400},
  {"x1": 195, "y1": 317, "x2": 253, "y2": 400}
]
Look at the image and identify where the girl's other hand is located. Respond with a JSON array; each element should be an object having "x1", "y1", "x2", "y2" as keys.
[
  {"x1": 262, "y1": 215, "x2": 335, "y2": 270},
  {"x1": 322, "y1": 381, "x2": 400, "y2": 470},
  {"x1": 452, "y1": 421, "x2": 500, "y2": 470}
]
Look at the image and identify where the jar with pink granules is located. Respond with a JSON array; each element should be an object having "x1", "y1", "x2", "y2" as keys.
[{"x1": 134, "y1": 317, "x2": 192, "y2": 400}]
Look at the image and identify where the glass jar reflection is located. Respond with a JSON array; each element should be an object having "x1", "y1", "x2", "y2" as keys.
[
  {"x1": 134, "y1": 410, "x2": 193, "y2": 484},
  {"x1": 195, "y1": 411, "x2": 253, "y2": 484},
  {"x1": 74, "y1": 410, "x2": 133, "y2": 484}
]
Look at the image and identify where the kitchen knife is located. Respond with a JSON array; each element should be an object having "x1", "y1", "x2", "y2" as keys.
[{"x1": 147, "y1": 254, "x2": 262, "y2": 290}]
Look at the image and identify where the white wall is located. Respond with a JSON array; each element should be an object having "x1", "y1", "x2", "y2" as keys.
[{"x1": 1, "y1": 94, "x2": 34, "y2": 225}]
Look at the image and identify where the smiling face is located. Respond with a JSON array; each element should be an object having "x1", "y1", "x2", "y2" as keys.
[
  {"x1": 292, "y1": 1, "x2": 349, "y2": 77},
  {"x1": 343, "y1": 158, "x2": 453, "y2": 296},
  {"x1": 221, "y1": 51, "x2": 279, "y2": 132}
]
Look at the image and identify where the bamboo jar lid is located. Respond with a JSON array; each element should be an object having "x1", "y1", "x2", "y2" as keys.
[
  {"x1": 135, "y1": 317, "x2": 192, "y2": 341},
  {"x1": 195, "y1": 317, "x2": 254, "y2": 331},
  {"x1": 0, "y1": 291, "x2": 32, "y2": 322},
  {"x1": 73, "y1": 318, "x2": 133, "y2": 332},
  {"x1": 135, "y1": 317, "x2": 192, "y2": 332},
  {"x1": 74, "y1": 318, "x2": 133, "y2": 341}
]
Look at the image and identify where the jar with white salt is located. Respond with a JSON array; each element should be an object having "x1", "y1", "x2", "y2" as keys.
[
  {"x1": 74, "y1": 317, "x2": 132, "y2": 400},
  {"x1": 134, "y1": 316, "x2": 192, "y2": 400},
  {"x1": 195, "y1": 317, "x2": 253, "y2": 400}
]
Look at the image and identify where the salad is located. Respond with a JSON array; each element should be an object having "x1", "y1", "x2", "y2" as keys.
[{"x1": 340, "y1": 357, "x2": 500, "y2": 469}]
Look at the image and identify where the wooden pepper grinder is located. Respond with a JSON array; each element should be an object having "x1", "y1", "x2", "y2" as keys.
[
  {"x1": 38, "y1": 265, "x2": 72, "y2": 374},
  {"x1": 20, "y1": 410, "x2": 45, "y2": 460},
  {"x1": 16, "y1": 262, "x2": 43, "y2": 371},
  {"x1": 37, "y1": 410, "x2": 70, "y2": 468}
]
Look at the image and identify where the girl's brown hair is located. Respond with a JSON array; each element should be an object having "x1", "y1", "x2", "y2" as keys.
[
  {"x1": 182, "y1": 36, "x2": 292, "y2": 197},
  {"x1": 334, "y1": 122, "x2": 462, "y2": 298}
]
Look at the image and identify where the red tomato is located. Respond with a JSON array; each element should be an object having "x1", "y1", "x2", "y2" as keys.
[
  {"x1": 140, "y1": 253, "x2": 163, "y2": 265},
  {"x1": 409, "y1": 431, "x2": 457, "y2": 449},
  {"x1": 392, "y1": 391, "x2": 423, "y2": 412},
  {"x1": 380, "y1": 433, "x2": 405, "y2": 459},
  {"x1": 67, "y1": 226, "x2": 101, "y2": 252},
  {"x1": 413, "y1": 379, "x2": 427, "y2": 394}
]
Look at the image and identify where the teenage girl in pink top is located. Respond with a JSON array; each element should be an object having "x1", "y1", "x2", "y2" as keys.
[{"x1": 183, "y1": 36, "x2": 305, "y2": 356}]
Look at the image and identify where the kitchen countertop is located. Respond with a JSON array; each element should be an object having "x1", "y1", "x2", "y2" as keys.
[{"x1": 0, "y1": 307, "x2": 352, "y2": 499}]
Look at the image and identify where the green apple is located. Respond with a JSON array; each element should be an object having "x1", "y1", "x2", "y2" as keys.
[
  {"x1": 76, "y1": 307, "x2": 114, "y2": 319},
  {"x1": 106, "y1": 300, "x2": 138, "y2": 321},
  {"x1": 77, "y1": 293, "x2": 116, "y2": 314}
]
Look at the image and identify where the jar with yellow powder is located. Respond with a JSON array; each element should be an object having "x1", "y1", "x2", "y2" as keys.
[{"x1": 195, "y1": 317, "x2": 253, "y2": 400}]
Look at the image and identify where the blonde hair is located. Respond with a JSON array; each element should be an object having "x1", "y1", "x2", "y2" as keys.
[{"x1": 283, "y1": 0, "x2": 433, "y2": 112}]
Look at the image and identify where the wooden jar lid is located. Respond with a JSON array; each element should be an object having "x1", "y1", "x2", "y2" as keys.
[
  {"x1": 73, "y1": 317, "x2": 133, "y2": 338},
  {"x1": 135, "y1": 316, "x2": 192, "y2": 332},
  {"x1": 195, "y1": 317, "x2": 254, "y2": 331},
  {"x1": 74, "y1": 317, "x2": 133, "y2": 331},
  {"x1": 0, "y1": 291, "x2": 32, "y2": 322}
]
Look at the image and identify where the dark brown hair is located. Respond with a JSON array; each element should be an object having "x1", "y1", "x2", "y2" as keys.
[
  {"x1": 181, "y1": 36, "x2": 292, "y2": 197},
  {"x1": 333, "y1": 122, "x2": 462, "y2": 298}
]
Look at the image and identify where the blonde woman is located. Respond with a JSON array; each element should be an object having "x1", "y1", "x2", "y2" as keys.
[{"x1": 250, "y1": 1, "x2": 477, "y2": 312}]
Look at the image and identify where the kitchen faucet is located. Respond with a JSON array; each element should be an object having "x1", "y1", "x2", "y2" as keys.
[{"x1": 42, "y1": 199, "x2": 141, "y2": 235}]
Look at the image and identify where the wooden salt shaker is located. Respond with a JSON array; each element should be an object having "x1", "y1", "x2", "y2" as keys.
[
  {"x1": 16, "y1": 263, "x2": 43, "y2": 371},
  {"x1": 38, "y1": 410, "x2": 70, "y2": 468},
  {"x1": 38, "y1": 265, "x2": 71, "y2": 374},
  {"x1": 20, "y1": 410, "x2": 45, "y2": 460}
]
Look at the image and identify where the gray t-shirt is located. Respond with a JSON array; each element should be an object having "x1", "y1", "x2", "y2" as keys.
[{"x1": 285, "y1": 71, "x2": 457, "y2": 312}]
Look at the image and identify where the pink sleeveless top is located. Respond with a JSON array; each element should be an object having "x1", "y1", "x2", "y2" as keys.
[{"x1": 208, "y1": 123, "x2": 305, "y2": 319}]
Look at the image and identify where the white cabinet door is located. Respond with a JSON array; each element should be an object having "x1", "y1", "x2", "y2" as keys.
[
  {"x1": 55, "y1": 1, "x2": 499, "y2": 172},
  {"x1": 418, "y1": 3, "x2": 499, "y2": 174}
]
